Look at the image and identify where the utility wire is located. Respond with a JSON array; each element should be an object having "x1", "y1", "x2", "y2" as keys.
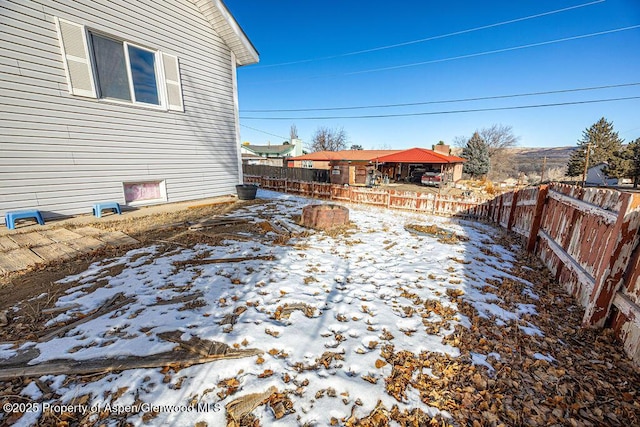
[
  {"x1": 240, "y1": 96, "x2": 640, "y2": 120},
  {"x1": 240, "y1": 123, "x2": 288, "y2": 140},
  {"x1": 346, "y1": 25, "x2": 640, "y2": 75},
  {"x1": 243, "y1": 24, "x2": 640, "y2": 85},
  {"x1": 249, "y1": 0, "x2": 605, "y2": 69},
  {"x1": 241, "y1": 82, "x2": 640, "y2": 112}
]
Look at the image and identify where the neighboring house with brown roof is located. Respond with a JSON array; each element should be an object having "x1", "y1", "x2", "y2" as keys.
[
  {"x1": 1, "y1": 0, "x2": 258, "y2": 223},
  {"x1": 288, "y1": 150, "x2": 400, "y2": 169},
  {"x1": 288, "y1": 150, "x2": 401, "y2": 185}
]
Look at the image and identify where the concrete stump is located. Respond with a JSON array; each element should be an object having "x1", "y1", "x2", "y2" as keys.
[{"x1": 301, "y1": 204, "x2": 349, "y2": 230}]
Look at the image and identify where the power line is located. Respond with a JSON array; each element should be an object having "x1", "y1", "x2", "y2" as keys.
[
  {"x1": 240, "y1": 96, "x2": 640, "y2": 120},
  {"x1": 240, "y1": 124, "x2": 288, "y2": 140},
  {"x1": 347, "y1": 25, "x2": 640, "y2": 75},
  {"x1": 241, "y1": 82, "x2": 640, "y2": 112},
  {"x1": 243, "y1": 24, "x2": 640, "y2": 85},
  {"x1": 249, "y1": 0, "x2": 605, "y2": 69}
]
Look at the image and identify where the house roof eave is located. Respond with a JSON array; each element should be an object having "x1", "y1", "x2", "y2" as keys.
[{"x1": 192, "y1": 0, "x2": 259, "y2": 66}]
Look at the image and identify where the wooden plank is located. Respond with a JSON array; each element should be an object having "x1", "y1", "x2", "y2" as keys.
[
  {"x1": 31, "y1": 243, "x2": 78, "y2": 262},
  {"x1": 39, "y1": 228, "x2": 83, "y2": 242},
  {"x1": 538, "y1": 230, "x2": 595, "y2": 297},
  {"x1": 507, "y1": 190, "x2": 519, "y2": 231},
  {"x1": 0, "y1": 347, "x2": 263, "y2": 381},
  {"x1": 7, "y1": 232, "x2": 55, "y2": 248},
  {"x1": 583, "y1": 193, "x2": 640, "y2": 327},
  {"x1": 173, "y1": 255, "x2": 275, "y2": 268},
  {"x1": 0, "y1": 248, "x2": 44, "y2": 273},
  {"x1": 527, "y1": 185, "x2": 548, "y2": 252},
  {"x1": 72, "y1": 226, "x2": 105, "y2": 237},
  {"x1": 98, "y1": 231, "x2": 139, "y2": 246},
  {"x1": 548, "y1": 189, "x2": 618, "y2": 225},
  {"x1": 64, "y1": 236, "x2": 105, "y2": 252},
  {"x1": 612, "y1": 292, "x2": 640, "y2": 329},
  {"x1": 187, "y1": 200, "x2": 235, "y2": 209},
  {"x1": 0, "y1": 236, "x2": 20, "y2": 251},
  {"x1": 38, "y1": 293, "x2": 127, "y2": 342}
]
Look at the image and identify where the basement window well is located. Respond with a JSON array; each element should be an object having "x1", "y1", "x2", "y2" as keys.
[{"x1": 123, "y1": 181, "x2": 167, "y2": 205}]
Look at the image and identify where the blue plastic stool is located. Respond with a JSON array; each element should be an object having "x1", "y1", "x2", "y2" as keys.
[
  {"x1": 92, "y1": 202, "x2": 122, "y2": 218},
  {"x1": 5, "y1": 210, "x2": 45, "y2": 230}
]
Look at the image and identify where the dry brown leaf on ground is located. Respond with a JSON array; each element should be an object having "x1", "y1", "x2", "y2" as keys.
[{"x1": 225, "y1": 386, "x2": 277, "y2": 427}]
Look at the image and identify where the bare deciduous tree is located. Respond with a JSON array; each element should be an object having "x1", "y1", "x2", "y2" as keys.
[
  {"x1": 480, "y1": 124, "x2": 519, "y2": 180},
  {"x1": 452, "y1": 135, "x2": 469, "y2": 148},
  {"x1": 453, "y1": 124, "x2": 519, "y2": 180},
  {"x1": 479, "y1": 124, "x2": 519, "y2": 157},
  {"x1": 309, "y1": 126, "x2": 348, "y2": 152},
  {"x1": 290, "y1": 124, "x2": 298, "y2": 142}
]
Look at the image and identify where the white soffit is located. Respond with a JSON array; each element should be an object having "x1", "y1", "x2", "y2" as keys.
[{"x1": 192, "y1": 0, "x2": 259, "y2": 66}]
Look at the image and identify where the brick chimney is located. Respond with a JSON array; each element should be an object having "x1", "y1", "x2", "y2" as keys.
[{"x1": 433, "y1": 144, "x2": 450, "y2": 155}]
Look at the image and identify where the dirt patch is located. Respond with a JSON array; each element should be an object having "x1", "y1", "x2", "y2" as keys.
[{"x1": 0, "y1": 200, "x2": 256, "y2": 330}]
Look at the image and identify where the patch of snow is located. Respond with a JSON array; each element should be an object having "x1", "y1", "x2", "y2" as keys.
[
  {"x1": 0, "y1": 343, "x2": 17, "y2": 360},
  {"x1": 470, "y1": 352, "x2": 495, "y2": 373},
  {"x1": 533, "y1": 352, "x2": 556, "y2": 363},
  {"x1": 519, "y1": 322, "x2": 544, "y2": 337},
  {"x1": 517, "y1": 303, "x2": 538, "y2": 316}
]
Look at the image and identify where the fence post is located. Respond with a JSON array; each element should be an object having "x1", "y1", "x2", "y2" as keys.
[
  {"x1": 526, "y1": 184, "x2": 549, "y2": 252},
  {"x1": 496, "y1": 194, "x2": 504, "y2": 226},
  {"x1": 583, "y1": 193, "x2": 640, "y2": 327},
  {"x1": 507, "y1": 190, "x2": 519, "y2": 231}
]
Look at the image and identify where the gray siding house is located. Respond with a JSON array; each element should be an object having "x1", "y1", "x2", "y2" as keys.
[{"x1": 0, "y1": 0, "x2": 258, "y2": 223}]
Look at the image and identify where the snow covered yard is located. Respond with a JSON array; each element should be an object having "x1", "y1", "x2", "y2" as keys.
[{"x1": 1, "y1": 190, "x2": 638, "y2": 426}]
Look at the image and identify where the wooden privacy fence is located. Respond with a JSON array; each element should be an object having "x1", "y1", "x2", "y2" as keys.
[
  {"x1": 489, "y1": 183, "x2": 640, "y2": 364},
  {"x1": 244, "y1": 176, "x2": 640, "y2": 364},
  {"x1": 242, "y1": 165, "x2": 329, "y2": 183},
  {"x1": 244, "y1": 176, "x2": 487, "y2": 217}
]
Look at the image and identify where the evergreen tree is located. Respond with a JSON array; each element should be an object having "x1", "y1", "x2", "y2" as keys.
[
  {"x1": 462, "y1": 132, "x2": 490, "y2": 178},
  {"x1": 628, "y1": 138, "x2": 640, "y2": 188},
  {"x1": 606, "y1": 145, "x2": 632, "y2": 180},
  {"x1": 566, "y1": 117, "x2": 624, "y2": 177}
]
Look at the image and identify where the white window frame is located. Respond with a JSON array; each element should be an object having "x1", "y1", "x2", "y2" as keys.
[
  {"x1": 89, "y1": 32, "x2": 166, "y2": 110},
  {"x1": 55, "y1": 17, "x2": 183, "y2": 112}
]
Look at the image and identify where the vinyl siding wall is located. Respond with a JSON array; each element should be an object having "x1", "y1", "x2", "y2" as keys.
[{"x1": 0, "y1": 0, "x2": 243, "y2": 221}]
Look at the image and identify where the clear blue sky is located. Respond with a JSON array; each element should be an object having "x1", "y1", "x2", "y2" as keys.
[{"x1": 225, "y1": 0, "x2": 640, "y2": 149}]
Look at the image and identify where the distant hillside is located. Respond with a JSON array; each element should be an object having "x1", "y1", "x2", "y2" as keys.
[
  {"x1": 512, "y1": 146, "x2": 576, "y2": 177},
  {"x1": 451, "y1": 146, "x2": 576, "y2": 179}
]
